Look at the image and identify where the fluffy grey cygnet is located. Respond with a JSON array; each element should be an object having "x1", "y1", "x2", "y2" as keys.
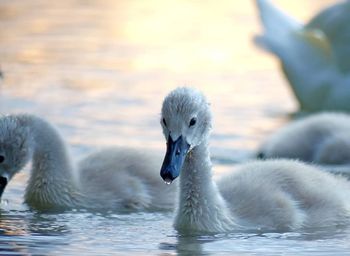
[
  {"x1": 0, "y1": 114, "x2": 175, "y2": 212},
  {"x1": 159, "y1": 87, "x2": 350, "y2": 234},
  {"x1": 257, "y1": 112, "x2": 350, "y2": 165}
]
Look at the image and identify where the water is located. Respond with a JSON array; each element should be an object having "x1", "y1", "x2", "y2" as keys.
[{"x1": 0, "y1": 0, "x2": 348, "y2": 255}]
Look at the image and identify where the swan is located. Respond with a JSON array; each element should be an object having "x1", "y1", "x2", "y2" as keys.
[
  {"x1": 159, "y1": 87, "x2": 350, "y2": 234},
  {"x1": 255, "y1": 0, "x2": 350, "y2": 112},
  {"x1": 0, "y1": 114, "x2": 175, "y2": 212},
  {"x1": 257, "y1": 112, "x2": 350, "y2": 165}
]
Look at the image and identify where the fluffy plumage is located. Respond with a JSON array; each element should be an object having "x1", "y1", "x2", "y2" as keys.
[
  {"x1": 257, "y1": 112, "x2": 350, "y2": 165},
  {"x1": 160, "y1": 87, "x2": 350, "y2": 234},
  {"x1": 255, "y1": 0, "x2": 350, "y2": 112},
  {"x1": 0, "y1": 114, "x2": 175, "y2": 212}
]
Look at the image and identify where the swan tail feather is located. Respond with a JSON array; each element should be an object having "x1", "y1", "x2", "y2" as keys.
[
  {"x1": 254, "y1": 0, "x2": 337, "y2": 112},
  {"x1": 253, "y1": 35, "x2": 272, "y2": 53},
  {"x1": 255, "y1": 0, "x2": 332, "y2": 62},
  {"x1": 254, "y1": 0, "x2": 302, "y2": 55}
]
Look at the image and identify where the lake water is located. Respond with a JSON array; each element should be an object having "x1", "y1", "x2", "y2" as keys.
[{"x1": 1, "y1": 0, "x2": 349, "y2": 255}]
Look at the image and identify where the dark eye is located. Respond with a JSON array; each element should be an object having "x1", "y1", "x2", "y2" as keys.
[
  {"x1": 162, "y1": 118, "x2": 167, "y2": 127},
  {"x1": 189, "y1": 117, "x2": 197, "y2": 127},
  {"x1": 0, "y1": 155, "x2": 4, "y2": 163}
]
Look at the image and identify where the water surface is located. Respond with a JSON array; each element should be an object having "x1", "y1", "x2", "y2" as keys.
[{"x1": 1, "y1": 0, "x2": 348, "y2": 255}]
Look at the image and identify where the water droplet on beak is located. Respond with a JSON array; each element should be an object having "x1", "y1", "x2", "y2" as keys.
[{"x1": 164, "y1": 178, "x2": 172, "y2": 185}]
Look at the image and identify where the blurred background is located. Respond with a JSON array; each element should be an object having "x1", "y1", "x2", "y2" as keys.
[
  {"x1": 1, "y1": 1, "x2": 348, "y2": 255},
  {"x1": 0, "y1": 0, "x2": 338, "y2": 163}
]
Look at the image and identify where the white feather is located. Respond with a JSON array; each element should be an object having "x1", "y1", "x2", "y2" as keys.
[{"x1": 255, "y1": 0, "x2": 350, "y2": 112}]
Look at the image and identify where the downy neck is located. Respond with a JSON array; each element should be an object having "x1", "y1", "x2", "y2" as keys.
[
  {"x1": 175, "y1": 139, "x2": 236, "y2": 233},
  {"x1": 20, "y1": 115, "x2": 80, "y2": 210}
]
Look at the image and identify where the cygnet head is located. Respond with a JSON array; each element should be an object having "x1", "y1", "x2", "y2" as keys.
[
  {"x1": 160, "y1": 87, "x2": 212, "y2": 183},
  {"x1": 0, "y1": 115, "x2": 31, "y2": 198}
]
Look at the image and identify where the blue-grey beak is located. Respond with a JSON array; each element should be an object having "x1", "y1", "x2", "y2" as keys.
[
  {"x1": 0, "y1": 176, "x2": 8, "y2": 199},
  {"x1": 160, "y1": 135, "x2": 190, "y2": 183}
]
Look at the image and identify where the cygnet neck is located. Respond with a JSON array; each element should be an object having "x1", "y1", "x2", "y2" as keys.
[
  {"x1": 176, "y1": 138, "x2": 237, "y2": 233},
  {"x1": 20, "y1": 115, "x2": 80, "y2": 210}
]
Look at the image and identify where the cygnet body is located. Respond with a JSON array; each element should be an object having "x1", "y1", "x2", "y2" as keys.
[
  {"x1": 0, "y1": 114, "x2": 175, "y2": 212},
  {"x1": 257, "y1": 112, "x2": 350, "y2": 165},
  {"x1": 159, "y1": 87, "x2": 350, "y2": 234}
]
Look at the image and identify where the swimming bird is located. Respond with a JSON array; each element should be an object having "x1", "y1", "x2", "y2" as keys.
[
  {"x1": 159, "y1": 87, "x2": 350, "y2": 234},
  {"x1": 0, "y1": 114, "x2": 175, "y2": 212},
  {"x1": 255, "y1": 0, "x2": 350, "y2": 112},
  {"x1": 257, "y1": 112, "x2": 350, "y2": 165}
]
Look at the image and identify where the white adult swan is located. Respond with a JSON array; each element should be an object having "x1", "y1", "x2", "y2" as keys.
[
  {"x1": 0, "y1": 114, "x2": 175, "y2": 212},
  {"x1": 255, "y1": 0, "x2": 350, "y2": 112},
  {"x1": 159, "y1": 87, "x2": 350, "y2": 234},
  {"x1": 257, "y1": 112, "x2": 350, "y2": 165}
]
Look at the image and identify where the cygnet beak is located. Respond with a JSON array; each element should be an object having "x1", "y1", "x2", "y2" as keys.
[
  {"x1": 160, "y1": 135, "x2": 190, "y2": 184},
  {"x1": 0, "y1": 176, "x2": 8, "y2": 199}
]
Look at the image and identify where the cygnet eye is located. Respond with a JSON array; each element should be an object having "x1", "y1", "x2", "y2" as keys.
[
  {"x1": 189, "y1": 117, "x2": 197, "y2": 127},
  {"x1": 0, "y1": 155, "x2": 4, "y2": 164},
  {"x1": 162, "y1": 118, "x2": 167, "y2": 127}
]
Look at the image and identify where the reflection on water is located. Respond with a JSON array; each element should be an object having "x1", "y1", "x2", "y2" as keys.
[
  {"x1": 0, "y1": 0, "x2": 348, "y2": 255},
  {"x1": 160, "y1": 227, "x2": 350, "y2": 256}
]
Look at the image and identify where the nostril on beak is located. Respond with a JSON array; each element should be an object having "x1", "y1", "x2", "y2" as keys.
[{"x1": 176, "y1": 149, "x2": 180, "y2": 156}]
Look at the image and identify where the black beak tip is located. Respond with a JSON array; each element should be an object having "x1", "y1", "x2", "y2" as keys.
[
  {"x1": 0, "y1": 176, "x2": 8, "y2": 198},
  {"x1": 160, "y1": 170, "x2": 176, "y2": 184},
  {"x1": 0, "y1": 176, "x2": 8, "y2": 187}
]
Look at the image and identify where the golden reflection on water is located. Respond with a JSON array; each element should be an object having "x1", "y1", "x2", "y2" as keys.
[
  {"x1": 0, "y1": 0, "x2": 338, "y2": 79},
  {"x1": 112, "y1": 0, "x2": 337, "y2": 73},
  {"x1": 0, "y1": 0, "x2": 339, "y2": 156},
  {"x1": 0, "y1": 1, "x2": 346, "y2": 253},
  {"x1": 138, "y1": 1, "x2": 336, "y2": 71}
]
